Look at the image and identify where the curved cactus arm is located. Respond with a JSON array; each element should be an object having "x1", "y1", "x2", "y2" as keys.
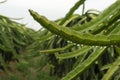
[
  {"x1": 110, "y1": 22, "x2": 120, "y2": 34},
  {"x1": 61, "y1": 47, "x2": 106, "y2": 80},
  {"x1": 59, "y1": 0, "x2": 86, "y2": 25},
  {"x1": 71, "y1": 0, "x2": 120, "y2": 32},
  {"x1": 29, "y1": 10, "x2": 120, "y2": 46},
  {"x1": 62, "y1": 14, "x2": 81, "y2": 26},
  {"x1": 91, "y1": 10, "x2": 120, "y2": 34},
  {"x1": 56, "y1": 46, "x2": 92, "y2": 59},
  {"x1": 104, "y1": 21, "x2": 120, "y2": 35},
  {"x1": 40, "y1": 43, "x2": 74, "y2": 54},
  {"x1": 101, "y1": 56, "x2": 120, "y2": 80}
]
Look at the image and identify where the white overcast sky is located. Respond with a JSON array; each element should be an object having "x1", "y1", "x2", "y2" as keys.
[{"x1": 0, "y1": 0, "x2": 117, "y2": 30}]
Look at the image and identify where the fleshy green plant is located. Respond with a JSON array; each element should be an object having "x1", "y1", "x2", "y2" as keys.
[
  {"x1": 29, "y1": 0, "x2": 120, "y2": 80},
  {"x1": 1, "y1": 0, "x2": 120, "y2": 80}
]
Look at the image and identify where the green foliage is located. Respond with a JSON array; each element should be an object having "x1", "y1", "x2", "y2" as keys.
[
  {"x1": 29, "y1": 0, "x2": 120, "y2": 80},
  {"x1": 29, "y1": 7, "x2": 120, "y2": 46},
  {"x1": 0, "y1": 14, "x2": 35, "y2": 70},
  {"x1": 62, "y1": 47, "x2": 107, "y2": 80},
  {"x1": 102, "y1": 56, "x2": 120, "y2": 80},
  {"x1": 1, "y1": 0, "x2": 120, "y2": 80},
  {"x1": 0, "y1": 15, "x2": 56, "y2": 79}
]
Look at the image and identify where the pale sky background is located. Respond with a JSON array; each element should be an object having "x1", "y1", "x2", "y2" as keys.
[{"x1": 0, "y1": 0, "x2": 117, "y2": 30}]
